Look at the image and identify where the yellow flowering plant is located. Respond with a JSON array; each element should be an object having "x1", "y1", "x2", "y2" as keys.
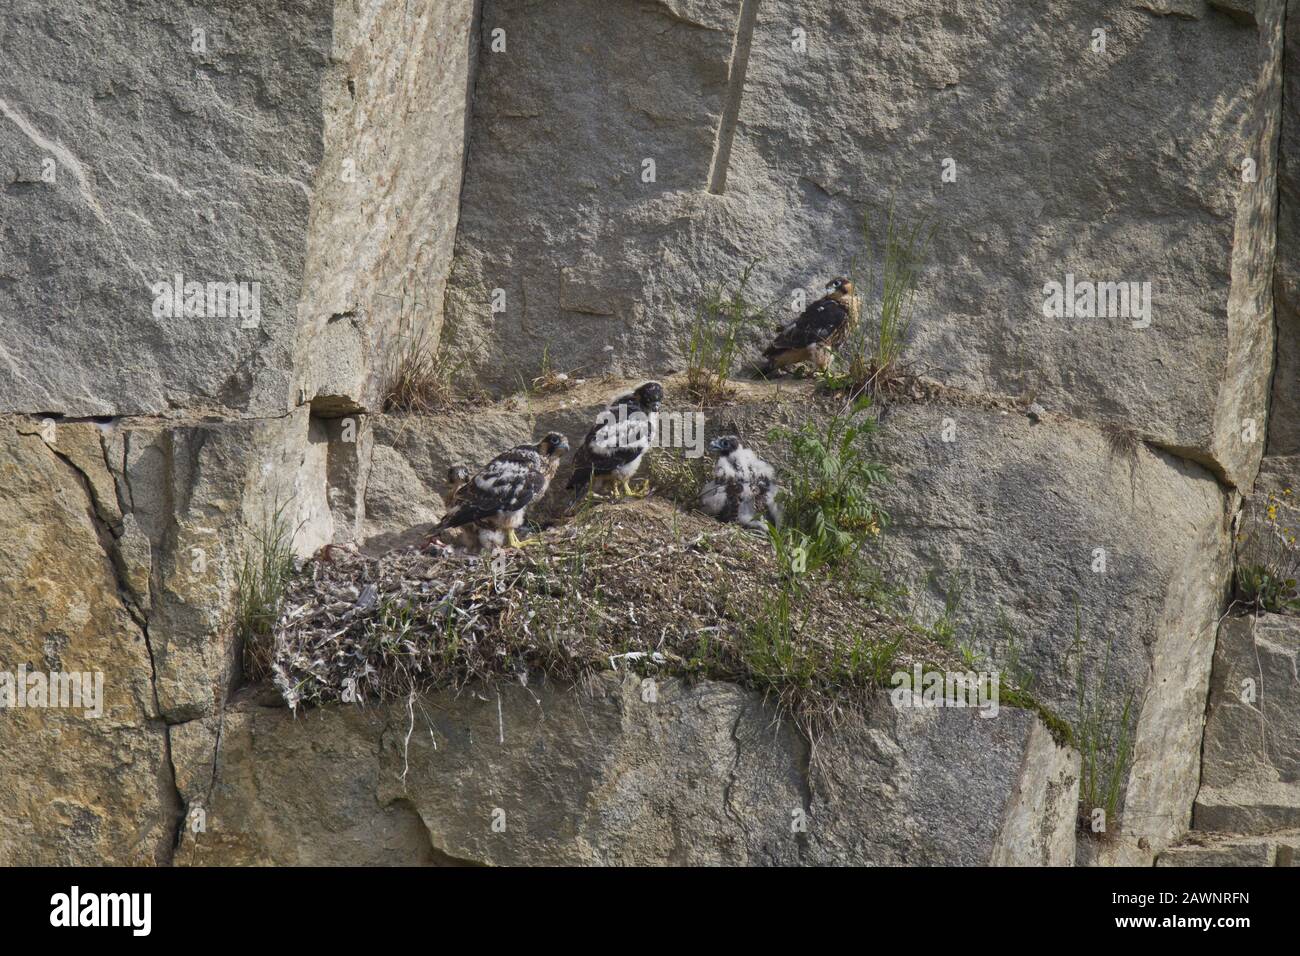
[{"x1": 1236, "y1": 489, "x2": 1300, "y2": 614}]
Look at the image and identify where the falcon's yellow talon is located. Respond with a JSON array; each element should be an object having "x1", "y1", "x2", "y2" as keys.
[{"x1": 509, "y1": 529, "x2": 545, "y2": 548}]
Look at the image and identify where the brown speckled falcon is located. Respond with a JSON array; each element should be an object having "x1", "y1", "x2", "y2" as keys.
[
  {"x1": 431, "y1": 433, "x2": 570, "y2": 548},
  {"x1": 761, "y1": 277, "x2": 858, "y2": 374}
]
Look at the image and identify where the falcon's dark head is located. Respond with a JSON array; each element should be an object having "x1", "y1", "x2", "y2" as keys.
[
  {"x1": 537, "y1": 432, "x2": 571, "y2": 459},
  {"x1": 633, "y1": 381, "x2": 664, "y2": 413},
  {"x1": 825, "y1": 277, "x2": 855, "y2": 300},
  {"x1": 707, "y1": 435, "x2": 742, "y2": 457}
]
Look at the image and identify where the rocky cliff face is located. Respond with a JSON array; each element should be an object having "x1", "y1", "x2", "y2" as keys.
[
  {"x1": 445, "y1": 0, "x2": 1281, "y2": 486},
  {"x1": 1, "y1": 0, "x2": 1297, "y2": 866},
  {"x1": 168, "y1": 677, "x2": 1078, "y2": 866}
]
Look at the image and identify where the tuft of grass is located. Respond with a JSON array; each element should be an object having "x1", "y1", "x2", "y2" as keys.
[
  {"x1": 1235, "y1": 488, "x2": 1300, "y2": 613},
  {"x1": 1101, "y1": 422, "x2": 1141, "y2": 462},
  {"x1": 645, "y1": 447, "x2": 712, "y2": 508},
  {"x1": 843, "y1": 559, "x2": 912, "y2": 619},
  {"x1": 1069, "y1": 613, "x2": 1137, "y2": 837},
  {"x1": 734, "y1": 588, "x2": 904, "y2": 743},
  {"x1": 912, "y1": 569, "x2": 968, "y2": 648},
  {"x1": 1076, "y1": 692, "x2": 1136, "y2": 838},
  {"x1": 683, "y1": 262, "x2": 768, "y2": 404},
  {"x1": 236, "y1": 503, "x2": 300, "y2": 680},
  {"x1": 835, "y1": 202, "x2": 933, "y2": 396},
  {"x1": 767, "y1": 394, "x2": 887, "y2": 573},
  {"x1": 382, "y1": 324, "x2": 459, "y2": 413}
]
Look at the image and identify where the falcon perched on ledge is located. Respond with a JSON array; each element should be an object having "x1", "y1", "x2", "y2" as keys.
[
  {"x1": 760, "y1": 277, "x2": 858, "y2": 374},
  {"x1": 566, "y1": 381, "x2": 663, "y2": 499},
  {"x1": 432, "y1": 464, "x2": 502, "y2": 553},
  {"x1": 431, "y1": 433, "x2": 570, "y2": 549},
  {"x1": 700, "y1": 435, "x2": 782, "y2": 531}
]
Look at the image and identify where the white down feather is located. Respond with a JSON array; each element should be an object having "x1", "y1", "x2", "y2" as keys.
[{"x1": 700, "y1": 446, "x2": 782, "y2": 531}]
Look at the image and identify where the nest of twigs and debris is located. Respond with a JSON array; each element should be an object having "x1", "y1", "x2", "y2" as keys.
[
  {"x1": 254, "y1": 498, "x2": 958, "y2": 742},
  {"x1": 529, "y1": 368, "x2": 581, "y2": 394}
]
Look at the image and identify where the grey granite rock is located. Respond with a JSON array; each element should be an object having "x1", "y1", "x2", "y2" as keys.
[
  {"x1": 444, "y1": 0, "x2": 1283, "y2": 486},
  {"x1": 171, "y1": 676, "x2": 1078, "y2": 866},
  {"x1": 1194, "y1": 613, "x2": 1300, "y2": 834},
  {"x1": 0, "y1": 426, "x2": 178, "y2": 864},
  {"x1": 869, "y1": 400, "x2": 1233, "y2": 856}
]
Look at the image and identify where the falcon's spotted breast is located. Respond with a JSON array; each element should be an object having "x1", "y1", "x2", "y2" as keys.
[{"x1": 566, "y1": 381, "x2": 663, "y2": 499}]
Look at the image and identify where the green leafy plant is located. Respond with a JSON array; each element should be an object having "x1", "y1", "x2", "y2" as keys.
[
  {"x1": 1236, "y1": 564, "x2": 1299, "y2": 613},
  {"x1": 1235, "y1": 489, "x2": 1300, "y2": 613},
  {"x1": 683, "y1": 261, "x2": 768, "y2": 404},
  {"x1": 767, "y1": 394, "x2": 887, "y2": 572}
]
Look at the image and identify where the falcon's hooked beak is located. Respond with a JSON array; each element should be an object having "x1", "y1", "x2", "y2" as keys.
[
  {"x1": 446, "y1": 464, "x2": 470, "y2": 497},
  {"x1": 825, "y1": 277, "x2": 854, "y2": 300},
  {"x1": 707, "y1": 435, "x2": 741, "y2": 456},
  {"x1": 540, "y1": 433, "x2": 571, "y2": 458}
]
